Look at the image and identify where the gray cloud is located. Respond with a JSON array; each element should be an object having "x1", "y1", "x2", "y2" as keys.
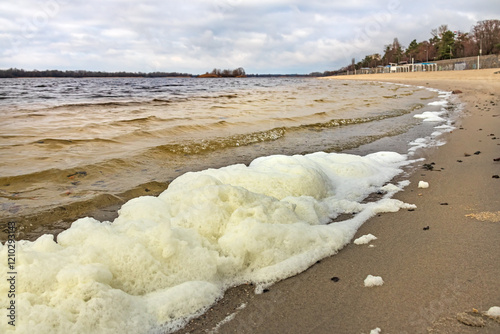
[{"x1": 0, "y1": 0, "x2": 498, "y2": 73}]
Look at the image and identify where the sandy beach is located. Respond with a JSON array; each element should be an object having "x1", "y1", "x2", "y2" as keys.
[{"x1": 177, "y1": 69, "x2": 500, "y2": 334}]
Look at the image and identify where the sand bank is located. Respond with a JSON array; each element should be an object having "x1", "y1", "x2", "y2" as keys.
[{"x1": 177, "y1": 69, "x2": 500, "y2": 333}]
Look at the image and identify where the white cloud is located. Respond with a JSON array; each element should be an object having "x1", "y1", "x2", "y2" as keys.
[{"x1": 0, "y1": 0, "x2": 498, "y2": 73}]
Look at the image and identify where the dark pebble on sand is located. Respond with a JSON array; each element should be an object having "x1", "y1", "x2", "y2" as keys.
[
  {"x1": 263, "y1": 289, "x2": 270, "y2": 293},
  {"x1": 440, "y1": 203, "x2": 449, "y2": 205},
  {"x1": 408, "y1": 208, "x2": 415, "y2": 212},
  {"x1": 331, "y1": 277, "x2": 340, "y2": 282},
  {"x1": 423, "y1": 163, "x2": 434, "y2": 171},
  {"x1": 423, "y1": 226, "x2": 430, "y2": 230},
  {"x1": 494, "y1": 158, "x2": 500, "y2": 162},
  {"x1": 493, "y1": 175, "x2": 499, "y2": 179},
  {"x1": 474, "y1": 151, "x2": 481, "y2": 155},
  {"x1": 457, "y1": 160, "x2": 463, "y2": 163}
]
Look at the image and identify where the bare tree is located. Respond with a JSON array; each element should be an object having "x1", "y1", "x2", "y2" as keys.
[{"x1": 472, "y1": 20, "x2": 500, "y2": 55}]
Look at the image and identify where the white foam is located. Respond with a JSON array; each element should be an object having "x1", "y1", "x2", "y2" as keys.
[
  {"x1": 408, "y1": 88, "x2": 460, "y2": 157},
  {"x1": 364, "y1": 275, "x2": 384, "y2": 287},
  {"x1": 208, "y1": 302, "x2": 247, "y2": 333},
  {"x1": 428, "y1": 100, "x2": 448, "y2": 106},
  {"x1": 370, "y1": 328, "x2": 382, "y2": 334},
  {"x1": 486, "y1": 306, "x2": 500, "y2": 317},
  {"x1": 418, "y1": 181, "x2": 429, "y2": 189},
  {"x1": 380, "y1": 183, "x2": 401, "y2": 193},
  {"x1": 413, "y1": 111, "x2": 446, "y2": 122},
  {"x1": 0, "y1": 151, "x2": 415, "y2": 333},
  {"x1": 354, "y1": 234, "x2": 378, "y2": 245},
  {"x1": 208, "y1": 312, "x2": 237, "y2": 334}
]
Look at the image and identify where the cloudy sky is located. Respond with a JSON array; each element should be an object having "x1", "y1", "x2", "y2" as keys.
[{"x1": 1, "y1": 0, "x2": 498, "y2": 74}]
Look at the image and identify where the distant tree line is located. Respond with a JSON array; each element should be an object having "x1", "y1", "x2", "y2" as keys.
[
  {"x1": 0, "y1": 68, "x2": 193, "y2": 78},
  {"x1": 338, "y1": 19, "x2": 500, "y2": 73},
  {"x1": 199, "y1": 67, "x2": 247, "y2": 77}
]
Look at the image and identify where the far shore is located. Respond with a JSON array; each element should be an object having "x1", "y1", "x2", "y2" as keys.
[{"x1": 177, "y1": 68, "x2": 500, "y2": 333}]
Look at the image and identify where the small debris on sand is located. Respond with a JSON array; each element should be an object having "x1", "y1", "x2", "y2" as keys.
[
  {"x1": 422, "y1": 163, "x2": 434, "y2": 171},
  {"x1": 465, "y1": 211, "x2": 500, "y2": 223},
  {"x1": 456, "y1": 312, "x2": 485, "y2": 327}
]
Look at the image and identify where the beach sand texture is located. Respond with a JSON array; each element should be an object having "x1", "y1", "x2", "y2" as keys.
[{"x1": 177, "y1": 69, "x2": 500, "y2": 334}]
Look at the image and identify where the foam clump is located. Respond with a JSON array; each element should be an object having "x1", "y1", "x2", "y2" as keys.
[
  {"x1": 370, "y1": 328, "x2": 382, "y2": 334},
  {"x1": 428, "y1": 100, "x2": 448, "y2": 106},
  {"x1": 354, "y1": 234, "x2": 378, "y2": 245},
  {"x1": 364, "y1": 275, "x2": 384, "y2": 287},
  {"x1": 0, "y1": 151, "x2": 412, "y2": 334},
  {"x1": 418, "y1": 181, "x2": 429, "y2": 188},
  {"x1": 413, "y1": 111, "x2": 446, "y2": 122},
  {"x1": 486, "y1": 306, "x2": 500, "y2": 317}
]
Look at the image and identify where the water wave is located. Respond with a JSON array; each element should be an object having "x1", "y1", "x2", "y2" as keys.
[
  {"x1": 150, "y1": 106, "x2": 422, "y2": 155},
  {"x1": 29, "y1": 138, "x2": 119, "y2": 146}
]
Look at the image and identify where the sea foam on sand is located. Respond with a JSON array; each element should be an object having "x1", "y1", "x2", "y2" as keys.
[
  {"x1": 354, "y1": 234, "x2": 378, "y2": 245},
  {"x1": 0, "y1": 151, "x2": 415, "y2": 334},
  {"x1": 418, "y1": 181, "x2": 429, "y2": 189},
  {"x1": 364, "y1": 275, "x2": 384, "y2": 287},
  {"x1": 486, "y1": 306, "x2": 500, "y2": 317}
]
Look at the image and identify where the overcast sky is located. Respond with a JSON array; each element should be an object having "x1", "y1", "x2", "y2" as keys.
[{"x1": 1, "y1": 0, "x2": 498, "y2": 74}]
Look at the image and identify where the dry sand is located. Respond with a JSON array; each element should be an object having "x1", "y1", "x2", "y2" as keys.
[{"x1": 176, "y1": 69, "x2": 500, "y2": 334}]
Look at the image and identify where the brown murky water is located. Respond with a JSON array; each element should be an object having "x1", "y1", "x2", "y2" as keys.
[{"x1": 0, "y1": 77, "x2": 442, "y2": 239}]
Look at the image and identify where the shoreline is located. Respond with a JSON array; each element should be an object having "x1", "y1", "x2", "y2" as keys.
[{"x1": 176, "y1": 69, "x2": 500, "y2": 333}]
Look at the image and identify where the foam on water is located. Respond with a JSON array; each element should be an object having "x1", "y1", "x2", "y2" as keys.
[
  {"x1": 1, "y1": 151, "x2": 416, "y2": 333},
  {"x1": 407, "y1": 89, "x2": 458, "y2": 156}
]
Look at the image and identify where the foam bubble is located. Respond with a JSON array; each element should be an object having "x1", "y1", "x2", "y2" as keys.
[
  {"x1": 418, "y1": 181, "x2": 429, "y2": 189},
  {"x1": 486, "y1": 306, "x2": 500, "y2": 317},
  {"x1": 413, "y1": 111, "x2": 446, "y2": 122},
  {"x1": 354, "y1": 234, "x2": 378, "y2": 245},
  {"x1": 1, "y1": 151, "x2": 414, "y2": 333},
  {"x1": 364, "y1": 275, "x2": 384, "y2": 287},
  {"x1": 428, "y1": 100, "x2": 448, "y2": 106}
]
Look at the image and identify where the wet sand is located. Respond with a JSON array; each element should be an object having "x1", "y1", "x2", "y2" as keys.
[{"x1": 176, "y1": 69, "x2": 500, "y2": 333}]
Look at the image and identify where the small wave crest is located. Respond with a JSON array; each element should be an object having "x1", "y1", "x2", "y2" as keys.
[
  {"x1": 29, "y1": 138, "x2": 119, "y2": 146},
  {"x1": 150, "y1": 108, "x2": 419, "y2": 155},
  {"x1": 154, "y1": 127, "x2": 287, "y2": 154}
]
